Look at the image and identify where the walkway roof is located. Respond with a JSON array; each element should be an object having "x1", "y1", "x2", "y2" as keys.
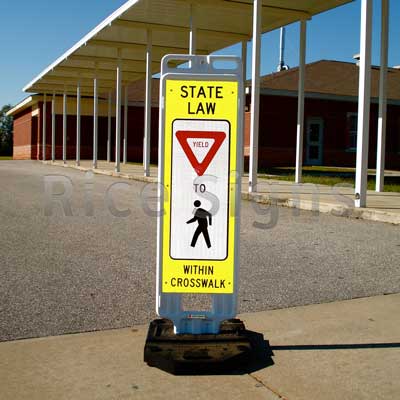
[{"x1": 23, "y1": 0, "x2": 353, "y2": 97}]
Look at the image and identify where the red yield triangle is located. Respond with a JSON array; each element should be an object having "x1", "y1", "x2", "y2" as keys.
[{"x1": 175, "y1": 130, "x2": 226, "y2": 176}]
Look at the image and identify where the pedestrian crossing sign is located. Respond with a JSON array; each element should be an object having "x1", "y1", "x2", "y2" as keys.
[{"x1": 159, "y1": 78, "x2": 240, "y2": 294}]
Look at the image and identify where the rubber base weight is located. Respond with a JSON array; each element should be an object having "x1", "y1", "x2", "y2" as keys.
[{"x1": 144, "y1": 318, "x2": 256, "y2": 375}]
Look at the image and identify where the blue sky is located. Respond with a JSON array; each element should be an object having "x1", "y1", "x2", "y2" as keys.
[{"x1": 1, "y1": 0, "x2": 399, "y2": 107}]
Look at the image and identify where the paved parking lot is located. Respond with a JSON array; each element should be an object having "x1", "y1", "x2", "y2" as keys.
[{"x1": 1, "y1": 161, "x2": 399, "y2": 341}]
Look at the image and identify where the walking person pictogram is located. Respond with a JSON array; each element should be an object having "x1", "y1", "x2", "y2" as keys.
[{"x1": 187, "y1": 200, "x2": 212, "y2": 248}]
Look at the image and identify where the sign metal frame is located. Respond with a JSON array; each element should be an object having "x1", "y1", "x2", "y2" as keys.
[{"x1": 156, "y1": 54, "x2": 243, "y2": 334}]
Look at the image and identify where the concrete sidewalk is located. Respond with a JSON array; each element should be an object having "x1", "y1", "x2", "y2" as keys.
[
  {"x1": 1, "y1": 294, "x2": 399, "y2": 400},
  {"x1": 44, "y1": 160, "x2": 400, "y2": 225}
]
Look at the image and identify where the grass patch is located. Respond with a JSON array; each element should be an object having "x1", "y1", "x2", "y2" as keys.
[
  {"x1": 274, "y1": 165, "x2": 357, "y2": 173},
  {"x1": 0, "y1": 156, "x2": 12, "y2": 160},
  {"x1": 258, "y1": 167, "x2": 400, "y2": 193}
]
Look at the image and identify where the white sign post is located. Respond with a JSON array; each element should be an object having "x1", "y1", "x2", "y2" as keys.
[
  {"x1": 144, "y1": 55, "x2": 258, "y2": 373},
  {"x1": 155, "y1": 55, "x2": 244, "y2": 335}
]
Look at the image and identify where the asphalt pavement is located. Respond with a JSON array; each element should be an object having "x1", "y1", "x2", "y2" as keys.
[{"x1": 1, "y1": 161, "x2": 399, "y2": 341}]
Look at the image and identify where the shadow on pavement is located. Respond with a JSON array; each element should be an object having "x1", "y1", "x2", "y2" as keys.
[
  {"x1": 234, "y1": 332, "x2": 275, "y2": 375},
  {"x1": 270, "y1": 342, "x2": 400, "y2": 351}
]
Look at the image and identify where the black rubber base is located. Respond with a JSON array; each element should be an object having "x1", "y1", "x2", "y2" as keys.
[{"x1": 143, "y1": 318, "x2": 257, "y2": 375}]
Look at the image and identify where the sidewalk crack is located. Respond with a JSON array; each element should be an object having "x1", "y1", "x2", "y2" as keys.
[{"x1": 248, "y1": 373, "x2": 289, "y2": 400}]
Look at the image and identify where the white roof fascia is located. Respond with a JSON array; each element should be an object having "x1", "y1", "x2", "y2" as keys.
[
  {"x1": 6, "y1": 96, "x2": 42, "y2": 116},
  {"x1": 23, "y1": 0, "x2": 140, "y2": 92}
]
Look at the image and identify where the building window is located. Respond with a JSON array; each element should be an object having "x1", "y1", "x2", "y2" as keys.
[{"x1": 347, "y1": 112, "x2": 358, "y2": 151}]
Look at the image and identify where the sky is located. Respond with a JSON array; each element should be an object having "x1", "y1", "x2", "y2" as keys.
[{"x1": 0, "y1": 0, "x2": 399, "y2": 107}]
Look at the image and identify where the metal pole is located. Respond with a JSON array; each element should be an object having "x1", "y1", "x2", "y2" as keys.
[
  {"x1": 144, "y1": 29, "x2": 152, "y2": 177},
  {"x1": 241, "y1": 40, "x2": 247, "y2": 176},
  {"x1": 107, "y1": 90, "x2": 112, "y2": 163},
  {"x1": 278, "y1": 27, "x2": 285, "y2": 71},
  {"x1": 123, "y1": 85, "x2": 128, "y2": 164},
  {"x1": 295, "y1": 20, "x2": 307, "y2": 184},
  {"x1": 115, "y1": 57, "x2": 122, "y2": 173},
  {"x1": 51, "y1": 92, "x2": 55, "y2": 162},
  {"x1": 63, "y1": 91, "x2": 67, "y2": 164},
  {"x1": 76, "y1": 82, "x2": 81, "y2": 166},
  {"x1": 355, "y1": 0, "x2": 372, "y2": 208},
  {"x1": 93, "y1": 75, "x2": 98, "y2": 169},
  {"x1": 189, "y1": 3, "x2": 197, "y2": 54},
  {"x1": 242, "y1": 40, "x2": 247, "y2": 84},
  {"x1": 249, "y1": 0, "x2": 261, "y2": 193},
  {"x1": 376, "y1": 0, "x2": 389, "y2": 192},
  {"x1": 42, "y1": 93, "x2": 47, "y2": 161}
]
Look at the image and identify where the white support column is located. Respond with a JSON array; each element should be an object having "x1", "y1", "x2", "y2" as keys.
[
  {"x1": 107, "y1": 90, "x2": 112, "y2": 163},
  {"x1": 63, "y1": 91, "x2": 67, "y2": 164},
  {"x1": 42, "y1": 93, "x2": 47, "y2": 161},
  {"x1": 123, "y1": 85, "x2": 128, "y2": 164},
  {"x1": 355, "y1": 0, "x2": 373, "y2": 208},
  {"x1": 76, "y1": 82, "x2": 81, "y2": 166},
  {"x1": 189, "y1": 3, "x2": 197, "y2": 54},
  {"x1": 376, "y1": 0, "x2": 389, "y2": 192},
  {"x1": 249, "y1": 0, "x2": 261, "y2": 193},
  {"x1": 51, "y1": 92, "x2": 55, "y2": 162},
  {"x1": 115, "y1": 57, "x2": 122, "y2": 173},
  {"x1": 144, "y1": 29, "x2": 153, "y2": 177},
  {"x1": 295, "y1": 20, "x2": 307, "y2": 184},
  {"x1": 93, "y1": 75, "x2": 98, "y2": 169}
]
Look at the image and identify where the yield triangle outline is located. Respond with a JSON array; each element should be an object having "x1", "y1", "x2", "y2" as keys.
[{"x1": 175, "y1": 130, "x2": 226, "y2": 176}]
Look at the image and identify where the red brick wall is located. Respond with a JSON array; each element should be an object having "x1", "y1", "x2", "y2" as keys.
[
  {"x1": 122, "y1": 106, "x2": 159, "y2": 163},
  {"x1": 34, "y1": 103, "x2": 160, "y2": 163},
  {"x1": 17, "y1": 97, "x2": 400, "y2": 170},
  {"x1": 13, "y1": 107, "x2": 33, "y2": 160},
  {"x1": 244, "y1": 94, "x2": 400, "y2": 170}
]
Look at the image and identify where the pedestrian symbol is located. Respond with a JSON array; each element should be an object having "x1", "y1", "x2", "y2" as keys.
[{"x1": 187, "y1": 200, "x2": 212, "y2": 248}]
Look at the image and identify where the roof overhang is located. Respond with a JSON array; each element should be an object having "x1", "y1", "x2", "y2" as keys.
[
  {"x1": 6, "y1": 95, "x2": 42, "y2": 117},
  {"x1": 23, "y1": 0, "x2": 354, "y2": 98}
]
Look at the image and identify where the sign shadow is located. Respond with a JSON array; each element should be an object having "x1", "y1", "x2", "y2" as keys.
[{"x1": 270, "y1": 342, "x2": 400, "y2": 351}]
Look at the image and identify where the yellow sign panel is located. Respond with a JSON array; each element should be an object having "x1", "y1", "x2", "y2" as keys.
[{"x1": 162, "y1": 79, "x2": 239, "y2": 294}]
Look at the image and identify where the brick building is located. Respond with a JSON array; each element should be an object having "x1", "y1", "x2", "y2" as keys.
[
  {"x1": 8, "y1": 59, "x2": 400, "y2": 170},
  {"x1": 243, "y1": 59, "x2": 400, "y2": 170},
  {"x1": 8, "y1": 79, "x2": 160, "y2": 163}
]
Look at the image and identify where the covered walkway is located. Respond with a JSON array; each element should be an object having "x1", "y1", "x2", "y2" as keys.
[{"x1": 13, "y1": 0, "x2": 395, "y2": 209}]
